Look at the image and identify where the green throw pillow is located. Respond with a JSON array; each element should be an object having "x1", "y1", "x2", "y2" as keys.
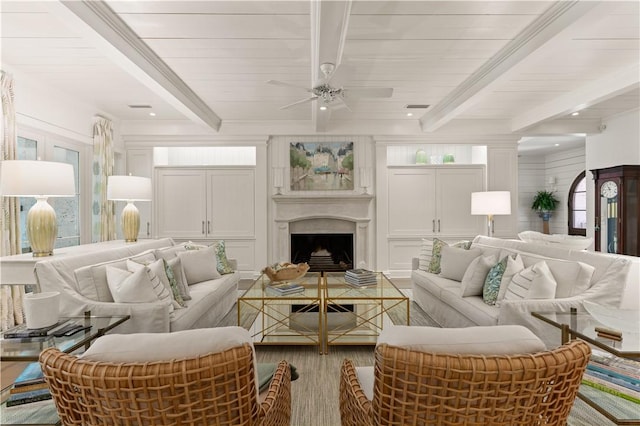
[
  {"x1": 483, "y1": 256, "x2": 509, "y2": 305},
  {"x1": 162, "y1": 259, "x2": 186, "y2": 307},
  {"x1": 428, "y1": 238, "x2": 472, "y2": 274},
  {"x1": 213, "y1": 240, "x2": 234, "y2": 275}
]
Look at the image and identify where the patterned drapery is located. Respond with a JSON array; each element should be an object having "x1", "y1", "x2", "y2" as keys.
[
  {"x1": 0, "y1": 70, "x2": 25, "y2": 330},
  {"x1": 91, "y1": 118, "x2": 116, "y2": 242}
]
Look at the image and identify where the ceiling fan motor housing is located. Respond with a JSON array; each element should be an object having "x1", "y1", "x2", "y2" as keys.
[{"x1": 313, "y1": 84, "x2": 343, "y2": 103}]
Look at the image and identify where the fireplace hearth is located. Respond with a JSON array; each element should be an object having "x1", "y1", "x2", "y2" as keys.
[{"x1": 291, "y1": 233, "x2": 353, "y2": 272}]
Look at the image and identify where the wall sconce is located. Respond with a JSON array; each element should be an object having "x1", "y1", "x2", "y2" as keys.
[
  {"x1": 359, "y1": 168, "x2": 370, "y2": 194},
  {"x1": 107, "y1": 175, "x2": 152, "y2": 242},
  {"x1": 0, "y1": 160, "x2": 76, "y2": 256},
  {"x1": 273, "y1": 167, "x2": 284, "y2": 195},
  {"x1": 547, "y1": 176, "x2": 557, "y2": 192},
  {"x1": 471, "y1": 191, "x2": 511, "y2": 236}
]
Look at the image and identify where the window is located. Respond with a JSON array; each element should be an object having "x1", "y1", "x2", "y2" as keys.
[
  {"x1": 568, "y1": 171, "x2": 587, "y2": 236},
  {"x1": 16, "y1": 132, "x2": 86, "y2": 253}
]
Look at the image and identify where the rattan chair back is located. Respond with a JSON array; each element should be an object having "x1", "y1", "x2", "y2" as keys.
[
  {"x1": 340, "y1": 339, "x2": 591, "y2": 426},
  {"x1": 39, "y1": 343, "x2": 291, "y2": 426}
]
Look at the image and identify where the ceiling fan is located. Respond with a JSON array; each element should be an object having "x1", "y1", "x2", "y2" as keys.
[{"x1": 267, "y1": 62, "x2": 393, "y2": 110}]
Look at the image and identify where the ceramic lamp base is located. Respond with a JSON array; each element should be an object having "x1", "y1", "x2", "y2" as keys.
[
  {"x1": 122, "y1": 202, "x2": 140, "y2": 242},
  {"x1": 27, "y1": 197, "x2": 57, "y2": 257}
]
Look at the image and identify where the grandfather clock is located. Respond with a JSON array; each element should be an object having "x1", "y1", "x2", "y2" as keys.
[{"x1": 591, "y1": 165, "x2": 640, "y2": 256}]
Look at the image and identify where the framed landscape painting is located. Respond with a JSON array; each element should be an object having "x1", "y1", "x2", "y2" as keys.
[{"x1": 290, "y1": 142, "x2": 354, "y2": 191}]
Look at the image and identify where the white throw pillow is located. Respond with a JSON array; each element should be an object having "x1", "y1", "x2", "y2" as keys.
[
  {"x1": 178, "y1": 246, "x2": 221, "y2": 285},
  {"x1": 125, "y1": 260, "x2": 174, "y2": 312},
  {"x1": 496, "y1": 253, "x2": 525, "y2": 305},
  {"x1": 439, "y1": 246, "x2": 482, "y2": 281},
  {"x1": 504, "y1": 261, "x2": 557, "y2": 301},
  {"x1": 378, "y1": 325, "x2": 546, "y2": 355},
  {"x1": 105, "y1": 266, "x2": 161, "y2": 304},
  {"x1": 460, "y1": 255, "x2": 497, "y2": 297}
]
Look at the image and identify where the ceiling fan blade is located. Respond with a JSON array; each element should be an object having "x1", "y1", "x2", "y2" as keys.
[
  {"x1": 343, "y1": 87, "x2": 393, "y2": 99},
  {"x1": 333, "y1": 95, "x2": 353, "y2": 111},
  {"x1": 267, "y1": 80, "x2": 311, "y2": 92},
  {"x1": 280, "y1": 96, "x2": 318, "y2": 110}
]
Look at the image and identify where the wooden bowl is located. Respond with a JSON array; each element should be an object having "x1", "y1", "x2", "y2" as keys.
[{"x1": 262, "y1": 262, "x2": 309, "y2": 282}]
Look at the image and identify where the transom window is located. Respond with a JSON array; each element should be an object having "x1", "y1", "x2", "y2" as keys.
[{"x1": 568, "y1": 171, "x2": 587, "y2": 236}]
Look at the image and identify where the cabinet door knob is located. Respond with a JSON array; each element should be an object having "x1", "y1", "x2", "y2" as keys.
[{"x1": 202, "y1": 221, "x2": 205, "y2": 234}]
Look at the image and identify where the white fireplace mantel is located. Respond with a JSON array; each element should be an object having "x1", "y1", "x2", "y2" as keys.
[{"x1": 271, "y1": 194, "x2": 374, "y2": 269}]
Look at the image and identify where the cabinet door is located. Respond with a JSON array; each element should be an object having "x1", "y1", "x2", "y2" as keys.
[
  {"x1": 436, "y1": 167, "x2": 485, "y2": 236},
  {"x1": 126, "y1": 149, "x2": 153, "y2": 239},
  {"x1": 206, "y1": 169, "x2": 255, "y2": 238},
  {"x1": 387, "y1": 168, "x2": 437, "y2": 236},
  {"x1": 156, "y1": 169, "x2": 207, "y2": 238}
]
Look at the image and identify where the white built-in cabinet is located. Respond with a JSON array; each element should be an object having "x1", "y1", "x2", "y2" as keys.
[
  {"x1": 154, "y1": 167, "x2": 255, "y2": 240},
  {"x1": 387, "y1": 166, "x2": 485, "y2": 237},
  {"x1": 126, "y1": 148, "x2": 154, "y2": 240}
]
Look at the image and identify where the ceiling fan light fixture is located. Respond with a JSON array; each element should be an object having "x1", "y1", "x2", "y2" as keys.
[{"x1": 320, "y1": 106, "x2": 328, "y2": 111}]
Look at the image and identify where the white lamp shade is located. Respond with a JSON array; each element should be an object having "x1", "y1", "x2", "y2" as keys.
[
  {"x1": 471, "y1": 191, "x2": 511, "y2": 215},
  {"x1": 107, "y1": 175, "x2": 152, "y2": 201},
  {"x1": 0, "y1": 160, "x2": 75, "y2": 197}
]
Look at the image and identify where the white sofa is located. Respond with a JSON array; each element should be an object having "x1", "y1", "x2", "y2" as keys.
[
  {"x1": 412, "y1": 236, "x2": 637, "y2": 343},
  {"x1": 35, "y1": 238, "x2": 240, "y2": 334}
]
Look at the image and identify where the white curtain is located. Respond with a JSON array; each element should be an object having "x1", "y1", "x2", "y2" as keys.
[
  {"x1": 0, "y1": 70, "x2": 25, "y2": 330},
  {"x1": 91, "y1": 118, "x2": 116, "y2": 242}
]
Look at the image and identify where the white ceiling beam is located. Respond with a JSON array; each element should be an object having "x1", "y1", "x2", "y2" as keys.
[
  {"x1": 419, "y1": 1, "x2": 599, "y2": 133},
  {"x1": 310, "y1": 0, "x2": 352, "y2": 132},
  {"x1": 52, "y1": 0, "x2": 222, "y2": 131},
  {"x1": 511, "y1": 65, "x2": 640, "y2": 132}
]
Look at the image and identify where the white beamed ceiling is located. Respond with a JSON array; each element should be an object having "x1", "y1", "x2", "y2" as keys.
[{"x1": 1, "y1": 0, "x2": 638, "y2": 140}]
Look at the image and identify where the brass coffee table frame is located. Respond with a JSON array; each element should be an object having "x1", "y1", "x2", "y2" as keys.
[{"x1": 238, "y1": 272, "x2": 409, "y2": 354}]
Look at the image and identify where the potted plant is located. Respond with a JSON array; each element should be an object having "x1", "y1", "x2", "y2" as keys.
[{"x1": 531, "y1": 190, "x2": 559, "y2": 234}]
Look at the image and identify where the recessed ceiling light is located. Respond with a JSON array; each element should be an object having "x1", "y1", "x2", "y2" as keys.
[
  {"x1": 320, "y1": 106, "x2": 327, "y2": 111},
  {"x1": 571, "y1": 111, "x2": 580, "y2": 116},
  {"x1": 407, "y1": 112, "x2": 413, "y2": 117},
  {"x1": 554, "y1": 143, "x2": 560, "y2": 147},
  {"x1": 149, "y1": 112, "x2": 156, "y2": 117}
]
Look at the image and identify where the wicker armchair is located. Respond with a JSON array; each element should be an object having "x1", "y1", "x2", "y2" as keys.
[
  {"x1": 40, "y1": 343, "x2": 291, "y2": 426},
  {"x1": 340, "y1": 339, "x2": 591, "y2": 426}
]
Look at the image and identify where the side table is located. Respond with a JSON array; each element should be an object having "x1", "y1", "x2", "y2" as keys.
[{"x1": 0, "y1": 313, "x2": 130, "y2": 425}]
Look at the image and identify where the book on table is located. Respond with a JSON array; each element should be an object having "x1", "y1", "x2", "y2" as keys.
[
  {"x1": 344, "y1": 269, "x2": 377, "y2": 286},
  {"x1": 2, "y1": 320, "x2": 71, "y2": 339},
  {"x1": 581, "y1": 349, "x2": 640, "y2": 404},
  {"x1": 9, "y1": 362, "x2": 48, "y2": 396},
  {"x1": 266, "y1": 282, "x2": 305, "y2": 295},
  {"x1": 5, "y1": 388, "x2": 52, "y2": 407}
]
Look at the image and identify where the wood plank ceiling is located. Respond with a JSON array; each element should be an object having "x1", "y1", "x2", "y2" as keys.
[{"x1": 1, "y1": 0, "x2": 638, "y2": 139}]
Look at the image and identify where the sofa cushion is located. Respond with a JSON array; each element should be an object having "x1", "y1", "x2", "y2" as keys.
[
  {"x1": 167, "y1": 257, "x2": 191, "y2": 301},
  {"x1": 127, "y1": 259, "x2": 184, "y2": 309},
  {"x1": 74, "y1": 251, "x2": 156, "y2": 302},
  {"x1": 504, "y1": 261, "x2": 557, "y2": 301},
  {"x1": 153, "y1": 244, "x2": 188, "y2": 261},
  {"x1": 428, "y1": 238, "x2": 472, "y2": 274},
  {"x1": 105, "y1": 266, "x2": 162, "y2": 304},
  {"x1": 378, "y1": 324, "x2": 546, "y2": 355},
  {"x1": 460, "y1": 255, "x2": 496, "y2": 297},
  {"x1": 440, "y1": 289, "x2": 500, "y2": 326},
  {"x1": 519, "y1": 255, "x2": 594, "y2": 298},
  {"x1": 439, "y1": 246, "x2": 482, "y2": 281},
  {"x1": 482, "y1": 255, "x2": 508, "y2": 305},
  {"x1": 496, "y1": 254, "x2": 525, "y2": 306},
  {"x1": 81, "y1": 326, "x2": 252, "y2": 362},
  {"x1": 411, "y1": 270, "x2": 462, "y2": 299},
  {"x1": 178, "y1": 246, "x2": 221, "y2": 285}
]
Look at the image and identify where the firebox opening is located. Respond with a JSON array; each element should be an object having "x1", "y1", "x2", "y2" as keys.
[{"x1": 290, "y1": 233, "x2": 353, "y2": 272}]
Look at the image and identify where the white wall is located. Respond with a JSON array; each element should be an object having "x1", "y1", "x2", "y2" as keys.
[{"x1": 518, "y1": 155, "x2": 545, "y2": 233}]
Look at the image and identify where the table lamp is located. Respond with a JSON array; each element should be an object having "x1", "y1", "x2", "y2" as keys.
[
  {"x1": 471, "y1": 191, "x2": 511, "y2": 236},
  {"x1": 107, "y1": 175, "x2": 151, "y2": 242},
  {"x1": 0, "y1": 160, "x2": 76, "y2": 257}
]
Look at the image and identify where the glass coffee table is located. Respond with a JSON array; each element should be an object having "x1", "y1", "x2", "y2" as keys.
[
  {"x1": 238, "y1": 272, "x2": 409, "y2": 354},
  {"x1": 533, "y1": 309, "x2": 639, "y2": 425},
  {"x1": 323, "y1": 272, "x2": 409, "y2": 353},
  {"x1": 0, "y1": 313, "x2": 130, "y2": 425}
]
